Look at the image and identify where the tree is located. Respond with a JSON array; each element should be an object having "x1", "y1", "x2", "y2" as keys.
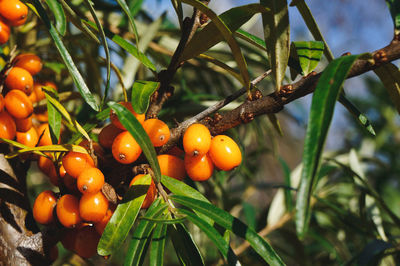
[{"x1": 1, "y1": 0, "x2": 400, "y2": 265}]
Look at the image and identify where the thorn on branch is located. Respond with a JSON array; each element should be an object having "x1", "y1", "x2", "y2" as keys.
[{"x1": 373, "y1": 50, "x2": 388, "y2": 65}]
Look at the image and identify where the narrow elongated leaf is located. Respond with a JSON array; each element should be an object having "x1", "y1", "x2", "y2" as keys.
[
  {"x1": 124, "y1": 201, "x2": 168, "y2": 266},
  {"x1": 149, "y1": 223, "x2": 167, "y2": 266},
  {"x1": 168, "y1": 223, "x2": 205, "y2": 266},
  {"x1": 131, "y1": 81, "x2": 159, "y2": 114},
  {"x1": 170, "y1": 0, "x2": 183, "y2": 27},
  {"x1": 139, "y1": 216, "x2": 187, "y2": 224},
  {"x1": 292, "y1": 41, "x2": 324, "y2": 76},
  {"x1": 28, "y1": 1, "x2": 99, "y2": 111},
  {"x1": 296, "y1": 54, "x2": 361, "y2": 239},
  {"x1": 278, "y1": 157, "x2": 293, "y2": 212},
  {"x1": 198, "y1": 54, "x2": 243, "y2": 83},
  {"x1": 179, "y1": 209, "x2": 240, "y2": 265},
  {"x1": 260, "y1": 0, "x2": 290, "y2": 92},
  {"x1": 171, "y1": 195, "x2": 285, "y2": 266},
  {"x1": 108, "y1": 102, "x2": 161, "y2": 183},
  {"x1": 115, "y1": 0, "x2": 140, "y2": 49},
  {"x1": 98, "y1": 175, "x2": 151, "y2": 256},
  {"x1": 45, "y1": 0, "x2": 66, "y2": 35},
  {"x1": 386, "y1": 0, "x2": 400, "y2": 34},
  {"x1": 5, "y1": 144, "x2": 87, "y2": 159},
  {"x1": 44, "y1": 87, "x2": 61, "y2": 143},
  {"x1": 374, "y1": 63, "x2": 400, "y2": 115},
  {"x1": 235, "y1": 29, "x2": 267, "y2": 51}
]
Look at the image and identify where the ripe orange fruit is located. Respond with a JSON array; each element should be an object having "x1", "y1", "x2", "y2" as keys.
[
  {"x1": 98, "y1": 123, "x2": 124, "y2": 149},
  {"x1": 62, "y1": 151, "x2": 95, "y2": 178},
  {"x1": 33, "y1": 190, "x2": 57, "y2": 224},
  {"x1": 0, "y1": 17, "x2": 10, "y2": 44},
  {"x1": 112, "y1": 131, "x2": 142, "y2": 164},
  {"x1": 183, "y1": 123, "x2": 211, "y2": 157},
  {"x1": 94, "y1": 208, "x2": 114, "y2": 234},
  {"x1": 37, "y1": 123, "x2": 53, "y2": 146},
  {"x1": 63, "y1": 173, "x2": 79, "y2": 194},
  {"x1": 33, "y1": 81, "x2": 57, "y2": 102},
  {"x1": 0, "y1": 94, "x2": 4, "y2": 112},
  {"x1": 79, "y1": 191, "x2": 109, "y2": 223},
  {"x1": 33, "y1": 111, "x2": 48, "y2": 122},
  {"x1": 38, "y1": 154, "x2": 58, "y2": 186},
  {"x1": 110, "y1": 101, "x2": 145, "y2": 130},
  {"x1": 14, "y1": 115, "x2": 32, "y2": 132},
  {"x1": 0, "y1": 110, "x2": 16, "y2": 140},
  {"x1": 157, "y1": 154, "x2": 186, "y2": 180},
  {"x1": 77, "y1": 167, "x2": 105, "y2": 194},
  {"x1": 14, "y1": 54, "x2": 42, "y2": 76},
  {"x1": 209, "y1": 135, "x2": 242, "y2": 171},
  {"x1": 16, "y1": 126, "x2": 38, "y2": 147},
  {"x1": 5, "y1": 67, "x2": 34, "y2": 94},
  {"x1": 129, "y1": 174, "x2": 157, "y2": 209},
  {"x1": 4, "y1": 90, "x2": 33, "y2": 119},
  {"x1": 74, "y1": 226, "x2": 101, "y2": 258},
  {"x1": 56, "y1": 194, "x2": 82, "y2": 228},
  {"x1": 0, "y1": 0, "x2": 28, "y2": 23},
  {"x1": 184, "y1": 153, "x2": 214, "y2": 181},
  {"x1": 143, "y1": 118, "x2": 170, "y2": 147},
  {"x1": 79, "y1": 139, "x2": 104, "y2": 158}
]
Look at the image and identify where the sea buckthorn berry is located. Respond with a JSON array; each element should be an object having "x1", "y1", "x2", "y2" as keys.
[
  {"x1": 34, "y1": 111, "x2": 48, "y2": 122},
  {"x1": 0, "y1": 0, "x2": 28, "y2": 23},
  {"x1": 0, "y1": 95, "x2": 4, "y2": 112},
  {"x1": 157, "y1": 154, "x2": 186, "y2": 180},
  {"x1": 0, "y1": 17, "x2": 10, "y2": 44},
  {"x1": 129, "y1": 174, "x2": 157, "y2": 209},
  {"x1": 184, "y1": 153, "x2": 214, "y2": 181},
  {"x1": 9, "y1": 15, "x2": 27, "y2": 26},
  {"x1": 56, "y1": 194, "x2": 82, "y2": 228},
  {"x1": 98, "y1": 123, "x2": 124, "y2": 149},
  {"x1": 28, "y1": 90, "x2": 37, "y2": 103},
  {"x1": 112, "y1": 131, "x2": 142, "y2": 164},
  {"x1": 5, "y1": 67, "x2": 34, "y2": 94},
  {"x1": 37, "y1": 123, "x2": 53, "y2": 146},
  {"x1": 63, "y1": 173, "x2": 79, "y2": 193},
  {"x1": 95, "y1": 208, "x2": 114, "y2": 234},
  {"x1": 77, "y1": 167, "x2": 105, "y2": 194},
  {"x1": 209, "y1": 135, "x2": 242, "y2": 171},
  {"x1": 38, "y1": 154, "x2": 59, "y2": 186},
  {"x1": 79, "y1": 139, "x2": 105, "y2": 158},
  {"x1": 79, "y1": 191, "x2": 109, "y2": 223},
  {"x1": 4, "y1": 90, "x2": 33, "y2": 119},
  {"x1": 16, "y1": 126, "x2": 38, "y2": 147},
  {"x1": 110, "y1": 101, "x2": 145, "y2": 130},
  {"x1": 62, "y1": 151, "x2": 95, "y2": 178},
  {"x1": 32, "y1": 82, "x2": 44, "y2": 102},
  {"x1": 74, "y1": 226, "x2": 101, "y2": 258},
  {"x1": 15, "y1": 115, "x2": 32, "y2": 132},
  {"x1": 183, "y1": 123, "x2": 211, "y2": 157},
  {"x1": 14, "y1": 54, "x2": 42, "y2": 76},
  {"x1": 143, "y1": 118, "x2": 170, "y2": 147},
  {"x1": 0, "y1": 111, "x2": 16, "y2": 140},
  {"x1": 33, "y1": 190, "x2": 56, "y2": 224}
]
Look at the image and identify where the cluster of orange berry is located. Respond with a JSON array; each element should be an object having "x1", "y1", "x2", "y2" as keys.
[{"x1": 0, "y1": 0, "x2": 29, "y2": 44}]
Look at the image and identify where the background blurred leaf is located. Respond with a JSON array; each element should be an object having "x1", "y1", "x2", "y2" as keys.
[
  {"x1": 386, "y1": 0, "x2": 400, "y2": 33},
  {"x1": 374, "y1": 63, "x2": 400, "y2": 115}
]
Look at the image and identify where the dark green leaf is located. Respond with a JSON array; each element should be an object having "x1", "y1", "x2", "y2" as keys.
[
  {"x1": 97, "y1": 175, "x2": 151, "y2": 256},
  {"x1": 149, "y1": 223, "x2": 167, "y2": 266},
  {"x1": 45, "y1": 0, "x2": 66, "y2": 35},
  {"x1": 278, "y1": 157, "x2": 293, "y2": 212},
  {"x1": 292, "y1": 41, "x2": 324, "y2": 76},
  {"x1": 108, "y1": 102, "x2": 161, "y2": 183},
  {"x1": 386, "y1": 0, "x2": 400, "y2": 33},
  {"x1": 235, "y1": 28, "x2": 267, "y2": 51},
  {"x1": 296, "y1": 54, "x2": 361, "y2": 239},
  {"x1": 139, "y1": 216, "x2": 187, "y2": 224},
  {"x1": 374, "y1": 63, "x2": 400, "y2": 115},
  {"x1": 242, "y1": 202, "x2": 256, "y2": 230},
  {"x1": 131, "y1": 81, "x2": 159, "y2": 114},
  {"x1": 179, "y1": 209, "x2": 239, "y2": 265},
  {"x1": 171, "y1": 195, "x2": 285, "y2": 266},
  {"x1": 260, "y1": 0, "x2": 290, "y2": 91},
  {"x1": 44, "y1": 86, "x2": 61, "y2": 143}
]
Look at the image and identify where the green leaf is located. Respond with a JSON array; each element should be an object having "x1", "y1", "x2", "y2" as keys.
[
  {"x1": 139, "y1": 216, "x2": 187, "y2": 224},
  {"x1": 131, "y1": 81, "x2": 159, "y2": 114},
  {"x1": 124, "y1": 201, "x2": 168, "y2": 266},
  {"x1": 45, "y1": 0, "x2": 66, "y2": 35},
  {"x1": 115, "y1": 0, "x2": 140, "y2": 50},
  {"x1": 260, "y1": 0, "x2": 290, "y2": 92},
  {"x1": 4, "y1": 143, "x2": 87, "y2": 159},
  {"x1": 149, "y1": 223, "x2": 167, "y2": 266},
  {"x1": 235, "y1": 28, "x2": 267, "y2": 51},
  {"x1": 198, "y1": 54, "x2": 243, "y2": 83},
  {"x1": 292, "y1": 41, "x2": 324, "y2": 76},
  {"x1": 386, "y1": 0, "x2": 400, "y2": 34},
  {"x1": 374, "y1": 63, "x2": 400, "y2": 115},
  {"x1": 98, "y1": 175, "x2": 151, "y2": 256},
  {"x1": 28, "y1": 0, "x2": 99, "y2": 111},
  {"x1": 267, "y1": 113, "x2": 283, "y2": 136},
  {"x1": 108, "y1": 102, "x2": 161, "y2": 183},
  {"x1": 44, "y1": 86, "x2": 61, "y2": 144},
  {"x1": 278, "y1": 157, "x2": 293, "y2": 212},
  {"x1": 171, "y1": 195, "x2": 285, "y2": 266},
  {"x1": 168, "y1": 223, "x2": 205, "y2": 266},
  {"x1": 296, "y1": 54, "x2": 361, "y2": 239},
  {"x1": 179, "y1": 209, "x2": 239, "y2": 265}
]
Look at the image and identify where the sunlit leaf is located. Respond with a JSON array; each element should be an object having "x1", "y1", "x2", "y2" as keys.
[
  {"x1": 131, "y1": 81, "x2": 159, "y2": 114},
  {"x1": 292, "y1": 41, "x2": 324, "y2": 76},
  {"x1": 149, "y1": 223, "x2": 167, "y2": 266},
  {"x1": 45, "y1": 0, "x2": 66, "y2": 35},
  {"x1": 44, "y1": 86, "x2": 61, "y2": 143}
]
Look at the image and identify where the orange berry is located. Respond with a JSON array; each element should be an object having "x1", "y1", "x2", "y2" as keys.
[
  {"x1": 111, "y1": 131, "x2": 142, "y2": 164},
  {"x1": 9, "y1": 15, "x2": 27, "y2": 26},
  {"x1": 15, "y1": 115, "x2": 32, "y2": 132},
  {"x1": 209, "y1": 135, "x2": 242, "y2": 171},
  {"x1": 32, "y1": 82, "x2": 45, "y2": 102},
  {"x1": 157, "y1": 154, "x2": 186, "y2": 181},
  {"x1": 33, "y1": 190, "x2": 57, "y2": 224},
  {"x1": 0, "y1": 110, "x2": 16, "y2": 140},
  {"x1": 28, "y1": 90, "x2": 37, "y2": 103},
  {"x1": 16, "y1": 126, "x2": 38, "y2": 147},
  {"x1": 77, "y1": 167, "x2": 104, "y2": 194},
  {"x1": 94, "y1": 208, "x2": 114, "y2": 234},
  {"x1": 62, "y1": 151, "x2": 95, "y2": 178},
  {"x1": 129, "y1": 174, "x2": 157, "y2": 209},
  {"x1": 56, "y1": 194, "x2": 82, "y2": 228},
  {"x1": 37, "y1": 123, "x2": 53, "y2": 146},
  {"x1": 79, "y1": 139, "x2": 104, "y2": 158},
  {"x1": 38, "y1": 154, "x2": 58, "y2": 186},
  {"x1": 5, "y1": 67, "x2": 34, "y2": 94},
  {"x1": 33, "y1": 111, "x2": 48, "y2": 122},
  {"x1": 0, "y1": 94, "x2": 4, "y2": 112},
  {"x1": 183, "y1": 123, "x2": 211, "y2": 157},
  {"x1": 184, "y1": 153, "x2": 214, "y2": 181},
  {"x1": 0, "y1": 17, "x2": 10, "y2": 44},
  {"x1": 98, "y1": 123, "x2": 123, "y2": 149},
  {"x1": 110, "y1": 101, "x2": 145, "y2": 130},
  {"x1": 0, "y1": 0, "x2": 28, "y2": 23},
  {"x1": 14, "y1": 54, "x2": 42, "y2": 76},
  {"x1": 74, "y1": 226, "x2": 100, "y2": 258},
  {"x1": 79, "y1": 191, "x2": 109, "y2": 223},
  {"x1": 4, "y1": 90, "x2": 33, "y2": 119},
  {"x1": 143, "y1": 119, "x2": 170, "y2": 147}
]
